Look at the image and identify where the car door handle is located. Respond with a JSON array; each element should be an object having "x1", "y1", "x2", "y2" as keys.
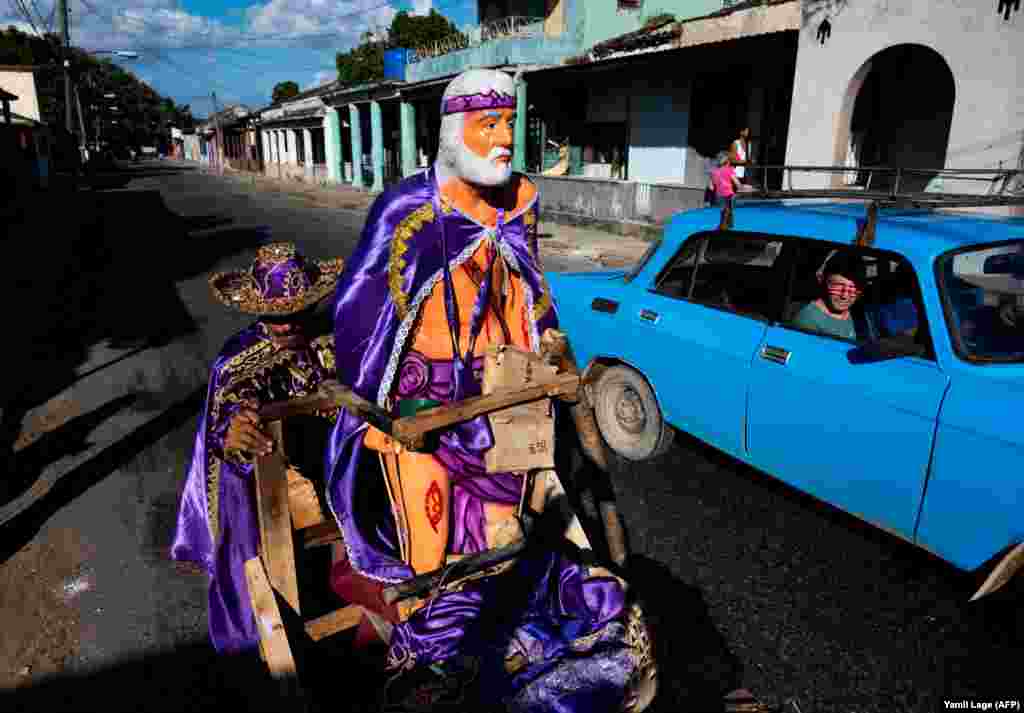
[
  {"x1": 591, "y1": 297, "x2": 619, "y2": 314},
  {"x1": 638, "y1": 309, "x2": 660, "y2": 324},
  {"x1": 760, "y1": 345, "x2": 791, "y2": 365}
]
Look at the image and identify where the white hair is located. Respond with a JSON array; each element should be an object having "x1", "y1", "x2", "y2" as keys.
[{"x1": 437, "y1": 69, "x2": 517, "y2": 187}]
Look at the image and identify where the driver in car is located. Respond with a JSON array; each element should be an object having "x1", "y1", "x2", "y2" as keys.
[{"x1": 792, "y1": 251, "x2": 867, "y2": 341}]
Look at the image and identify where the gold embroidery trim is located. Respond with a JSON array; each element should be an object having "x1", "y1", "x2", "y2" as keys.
[
  {"x1": 531, "y1": 275, "x2": 552, "y2": 323},
  {"x1": 205, "y1": 335, "x2": 337, "y2": 537},
  {"x1": 389, "y1": 203, "x2": 435, "y2": 322},
  {"x1": 523, "y1": 207, "x2": 536, "y2": 228},
  {"x1": 208, "y1": 257, "x2": 344, "y2": 316},
  {"x1": 206, "y1": 454, "x2": 221, "y2": 544}
]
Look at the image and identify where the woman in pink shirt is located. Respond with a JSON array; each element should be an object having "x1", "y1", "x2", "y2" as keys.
[{"x1": 709, "y1": 151, "x2": 743, "y2": 208}]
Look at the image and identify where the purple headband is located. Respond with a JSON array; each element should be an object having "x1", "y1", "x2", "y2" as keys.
[{"x1": 442, "y1": 89, "x2": 516, "y2": 116}]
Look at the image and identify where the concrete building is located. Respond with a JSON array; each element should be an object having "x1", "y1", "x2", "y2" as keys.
[
  {"x1": 1, "y1": 67, "x2": 52, "y2": 190},
  {"x1": 240, "y1": 0, "x2": 1020, "y2": 229},
  {"x1": 784, "y1": 0, "x2": 1024, "y2": 192},
  {"x1": 258, "y1": 88, "x2": 332, "y2": 183},
  {"x1": 321, "y1": 80, "x2": 405, "y2": 190},
  {"x1": 387, "y1": 0, "x2": 802, "y2": 228},
  {"x1": 182, "y1": 130, "x2": 202, "y2": 162}
]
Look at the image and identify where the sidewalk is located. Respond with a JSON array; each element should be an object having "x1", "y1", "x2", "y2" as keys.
[{"x1": 208, "y1": 164, "x2": 656, "y2": 268}]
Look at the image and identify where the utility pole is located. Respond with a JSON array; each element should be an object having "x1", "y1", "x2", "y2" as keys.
[
  {"x1": 58, "y1": 0, "x2": 72, "y2": 135},
  {"x1": 211, "y1": 91, "x2": 223, "y2": 175}
]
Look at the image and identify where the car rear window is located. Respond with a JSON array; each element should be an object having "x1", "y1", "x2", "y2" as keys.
[{"x1": 937, "y1": 240, "x2": 1024, "y2": 363}]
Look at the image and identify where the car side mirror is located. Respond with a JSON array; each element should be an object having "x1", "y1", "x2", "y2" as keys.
[{"x1": 848, "y1": 335, "x2": 927, "y2": 364}]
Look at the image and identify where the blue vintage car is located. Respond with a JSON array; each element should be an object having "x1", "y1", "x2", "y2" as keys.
[{"x1": 547, "y1": 201, "x2": 1024, "y2": 594}]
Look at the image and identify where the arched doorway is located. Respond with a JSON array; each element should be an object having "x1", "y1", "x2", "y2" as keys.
[{"x1": 835, "y1": 44, "x2": 955, "y2": 192}]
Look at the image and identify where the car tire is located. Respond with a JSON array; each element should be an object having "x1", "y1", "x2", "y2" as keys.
[{"x1": 592, "y1": 365, "x2": 674, "y2": 464}]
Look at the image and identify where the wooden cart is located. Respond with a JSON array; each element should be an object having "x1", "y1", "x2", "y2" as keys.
[{"x1": 242, "y1": 330, "x2": 628, "y2": 700}]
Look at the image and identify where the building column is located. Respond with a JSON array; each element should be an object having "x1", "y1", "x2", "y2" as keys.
[
  {"x1": 400, "y1": 99, "x2": 417, "y2": 177},
  {"x1": 303, "y1": 127, "x2": 314, "y2": 178},
  {"x1": 262, "y1": 132, "x2": 270, "y2": 172},
  {"x1": 349, "y1": 104, "x2": 364, "y2": 188},
  {"x1": 324, "y1": 108, "x2": 341, "y2": 183},
  {"x1": 513, "y1": 76, "x2": 527, "y2": 173},
  {"x1": 370, "y1": 100, "x2": 384, "y2": 192}
]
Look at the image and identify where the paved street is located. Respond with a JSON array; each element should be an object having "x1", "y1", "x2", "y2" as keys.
[{"x1": 1, "y1": 163, "x2": 1021, "y2": 713}]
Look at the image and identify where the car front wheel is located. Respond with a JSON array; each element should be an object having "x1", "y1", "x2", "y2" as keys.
[{"x1": 592, "y1": 365, "x2": 674, "y2": 463}]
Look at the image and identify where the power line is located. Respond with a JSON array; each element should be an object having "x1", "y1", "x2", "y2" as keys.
[
  {"x1": 28, "y1": 0, "x2": 49, "y2": 31},
  {"x1": 9, "y1": 0, "x2": 41, "y2": 35}
]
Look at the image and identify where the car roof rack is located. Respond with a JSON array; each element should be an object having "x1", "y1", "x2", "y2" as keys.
[{"x1": 717, "y1": 165, "x2": 1024, "y2": 246}]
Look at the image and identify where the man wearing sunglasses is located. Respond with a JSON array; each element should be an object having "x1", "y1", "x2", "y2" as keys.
[{"x1": 792, "y1": 251, "x2": 868, "y2": 341}]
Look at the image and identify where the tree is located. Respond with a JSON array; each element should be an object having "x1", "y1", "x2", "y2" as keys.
[
  {"x1": 272, "y1": 81, "x2": 300, "y2": 104},
  {"x1": 389, "y1": 10, "x2": 465, "y2": 51},
  {"x1": 335, "y1": 40, "x2": 384, "y2": 85},
  {"x1": 333, "y1": 9, "x2": 466, "y2": 87},
  {"x1": 0, "y1": 26, "x2": 190, "y2": 148}
]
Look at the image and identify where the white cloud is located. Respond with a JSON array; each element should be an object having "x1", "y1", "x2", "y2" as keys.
[
  {"x1": 0, "y1": 0, "x2": 396, "y2": 51},
  {"x1": 244, "y1": 0, "x2": 396, "y2": 46},
  {"x1": 412, "y1": 0, "x2": 432, "y2": 15},
  {"x1": 307, "y1": 69, "x2": 335, "y2": 89}
]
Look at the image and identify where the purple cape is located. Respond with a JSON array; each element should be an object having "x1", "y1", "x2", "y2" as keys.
[
  {"x1": 325, "y1": 166, "x2": 554, "y2": 584},
  {"x1": 171, "y1": 325, "x2": 334, "y2": 653}
]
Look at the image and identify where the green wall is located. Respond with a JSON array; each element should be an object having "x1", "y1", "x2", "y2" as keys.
[{"x1": 581, "y1": 0, "x2": 722, "y2": 50}]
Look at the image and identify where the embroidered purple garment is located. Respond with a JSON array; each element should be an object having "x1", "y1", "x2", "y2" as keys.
[
  {"x1": 171, "y1": 324, "x2": 335, "y2": 653},
  {"x1": 442, "y1": 89, "x2": 516, "y2": 115},
  {"x1": 326, "y1": 166, "x2": 549, "y2": 584},
  {"x1": 325, "y1": 167, "x2": 644, "y2": 710}
]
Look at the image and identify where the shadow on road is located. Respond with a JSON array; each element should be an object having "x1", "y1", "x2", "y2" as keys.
[
  {"x1": 0, "y1": 641, "x2": 303, "y2": 713},
  {"x1": 2, "y1": 173, "x2": 258, "y2": 517},
  {"x1": 2, "y1": 394, "x2": 139, "y2": 510},
  {"x1": 0, "y1": 388, "x2": 206, "y2": 563},
  {"x1": 626, "y1": 554, "x2": 744, "y2": 713}
]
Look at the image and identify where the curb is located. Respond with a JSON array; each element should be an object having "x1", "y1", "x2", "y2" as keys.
[{"x1": 198, "y1": 163, "x2": 668, "y2": 243}]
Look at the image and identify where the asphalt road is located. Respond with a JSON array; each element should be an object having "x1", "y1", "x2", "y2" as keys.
[{"x1": 2, "y1": 163, "x2": 1022, "y2": 713}]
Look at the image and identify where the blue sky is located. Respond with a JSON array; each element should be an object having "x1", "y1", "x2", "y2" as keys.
[{"x1": 1, "y1": 0, "x2": 477, "y2": 116}]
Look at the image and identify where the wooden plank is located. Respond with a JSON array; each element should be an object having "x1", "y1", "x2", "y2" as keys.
[
  {"x1": 304, "y1": 604, "x2": 364, "y2": 642},
  {"x1": 258, "y1": 392, "x2": 335, "y2": 422},
  {"x1": 970, "y1": 542, "x2": 1024, "y2": 601},
  {"x1": 390, "y1": 372, "x2": 580, "y2": 447},
  {"x1": 244, "y1": 557, "x2": 298, "y2": 679},
  {"x1": 286, "y1": 467, "x2": 325, "y2": 531},
  {"x1": 302, "y1": 520, "x2": 342, "y2": 549},
  {"x1": 254, "y1": 421, "x2": 301, "y2": 614}
]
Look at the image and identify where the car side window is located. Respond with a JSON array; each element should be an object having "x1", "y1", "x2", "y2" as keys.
[
  {"x1": 654, "y1": 231, "x2": 787, "y2": 322},
  {"x1": 782, "y1": 243, "x2": 933, "y2": 358}
]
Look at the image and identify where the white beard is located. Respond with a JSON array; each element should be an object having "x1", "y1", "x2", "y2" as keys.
[{"x1": 453, "y1": 143, "x2": 513, "y2": 187}]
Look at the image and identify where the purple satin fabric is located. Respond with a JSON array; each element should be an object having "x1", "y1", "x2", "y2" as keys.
[
  {"x1": 324, "y1": 168, "x2": 636, "y2": 708},
  {"x1": 442, "y1": 90, "x2": 516, "y2": 116},
  {"x1": 252, "y1": 251, "x2": 317, "y2": 300},
  {"x1": 170, "y1": 325, "x2": 267, "y2": 653},
  {"x1": 387, "y1": 549, "x2": 631, "y2": 708},
  {"x1": 326, "y1": 166, "x2": 554, "y2": 585},
  {"x1": 171, "y1": 324, "x2": 333, "y2": 653},
  {"x1": 396, "y1": 351, "x2": 523, "y2": 554}
]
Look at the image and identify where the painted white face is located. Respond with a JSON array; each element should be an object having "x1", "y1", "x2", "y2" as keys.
[
  {"x1": 453, "y1": 108, "x2": 515, "y2": 187},
  {"x1": 453, "y1": 140, "x2": 513, "y2": 186}
]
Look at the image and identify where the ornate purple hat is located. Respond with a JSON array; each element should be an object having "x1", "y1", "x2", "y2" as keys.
[
  {"x1": 442, "y1": 88, "x2": 516, "y2": 116},
  {"x1": 209, "y1": 242, "x2": 344, "y2": 317}
]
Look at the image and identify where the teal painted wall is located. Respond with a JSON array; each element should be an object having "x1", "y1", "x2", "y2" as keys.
[
  {"x1": 581, "y1": 0, "x2": 721, "y2": 50},
  {"x1": 406, "y1": 35, "x2": 579, "y2": 83}
]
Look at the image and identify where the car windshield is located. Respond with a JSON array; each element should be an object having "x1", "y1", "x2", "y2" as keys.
[
  {"x1": 624, "y1": 239, "x2": 662, "y2": 282},
  {"x1": 939, "y1": 241, "x2": 1024, "y2": 363}
]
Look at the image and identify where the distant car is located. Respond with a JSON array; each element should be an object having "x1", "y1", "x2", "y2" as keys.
[{"x1": 547, "y1": 201, "x2": 1024, "y2": 589}]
